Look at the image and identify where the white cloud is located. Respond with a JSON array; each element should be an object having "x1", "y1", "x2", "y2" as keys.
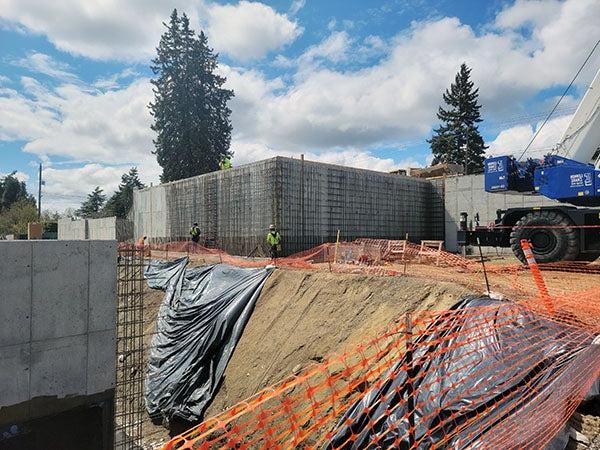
[
  {"x1": 487, "y1": 114, "x2": 573, "y2": 159},
  {"x1": 289, "y1": 0, "x2": 305, "y2": 16},
  {"x1": 229, "y1": 139, "x2": 417, "y2": 172},
  {"x1": 94, "y1": 68, "x2": 139, "y2": 90},
  {"x1": 0, "y1": 75, "x2": 161, "y2": 210},
  {"x1": 495, "y1": 0, "x2": 563, "y2": 29},
  {"x1": 0, "y1": 0, "x2": 301, "y2": 61},
  {"x1": 0, "y1": 171, "x2": 29, "y2": 182},
  {"x1": 14, "y1": 52, "x2": 78, "y2": 81},
  {"x1": 206, "y1": 1, "x2": 302, "y2": 61},
  {"x1": 223, "y1": 0, "x2": 600, "y2": 155}
]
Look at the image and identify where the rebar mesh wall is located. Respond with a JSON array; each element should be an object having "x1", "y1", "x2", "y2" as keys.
[
  {"x1": 132, "y1": 157, "x2": 445, "y2": 256},
  {"x1": 279, "y1": 158, "x2": 445, "y2": 253}
]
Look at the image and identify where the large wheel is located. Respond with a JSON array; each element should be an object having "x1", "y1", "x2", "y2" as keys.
[{"x1": 510, "y1": 211, "x2": 579, "y2": 264}]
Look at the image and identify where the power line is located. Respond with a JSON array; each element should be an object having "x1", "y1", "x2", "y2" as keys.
[{"x1": 516, "y1": 39, "x2": 600, "y2": 161}]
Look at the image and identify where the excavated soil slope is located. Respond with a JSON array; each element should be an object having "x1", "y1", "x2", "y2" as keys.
[{"x1": 141, "y1": 268, "x2": 471, "y2": 448}]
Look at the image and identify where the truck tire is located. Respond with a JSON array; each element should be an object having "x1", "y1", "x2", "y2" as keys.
[{"x1": 510, "y1": 211, "x2": 579, "y2": 264}]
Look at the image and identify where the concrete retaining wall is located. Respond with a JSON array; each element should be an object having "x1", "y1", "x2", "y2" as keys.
[
  {"x1": 0, "y1": 240, "x2": 116, "y2": 447},
  {"x1": 57, "y1": 218, "x2": 87, "y2": 240},
  {"x1": 132, "y1": 157, "x2": 445, "y2": 256},
  {"x1": 444, "y1": 174, "x2": 558, "y2": 252},
  {"x1": 58, "y1": 217, "x2": 133, "y2": 242}
]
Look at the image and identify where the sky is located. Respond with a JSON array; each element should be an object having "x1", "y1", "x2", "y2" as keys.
[{"x1": 0, "y1": 0, "x2": 599, "y2": 211}]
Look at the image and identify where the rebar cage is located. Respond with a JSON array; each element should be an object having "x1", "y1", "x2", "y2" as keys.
[{"x1": 115, "y1": 247, "x2": 146, "y2": 449}]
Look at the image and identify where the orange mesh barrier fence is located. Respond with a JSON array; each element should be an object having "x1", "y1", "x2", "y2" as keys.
[
  {"x1": 131, "y1": 235, "x2": 600, "y2": 449},
  {"x1": 161, "y1": 281, "x2": 600, "y2": 450}
]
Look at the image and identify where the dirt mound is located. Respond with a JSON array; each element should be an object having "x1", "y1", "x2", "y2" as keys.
[{"x1": 141, "y1": 267, "x2": 471, "y2": 448}]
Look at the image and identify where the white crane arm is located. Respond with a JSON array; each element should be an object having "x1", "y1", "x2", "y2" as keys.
[{"x1": 558, "y1": 67, "x2": 600, "y2": 167}]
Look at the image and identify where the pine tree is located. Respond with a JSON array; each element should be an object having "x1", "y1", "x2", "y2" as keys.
[
  {"x1": 103, "y1": 168, "x2": 145, "y2": 219},
  {"x1": 150, "y1": 9, "x2": 234, "y2": 182},
  {"x1": 76, "y1": 186, "x2": 106, "y2": 218},
  {"x1": 428, "y1": 63, "x2": 487, "y2": 174},
  {"x1": 0, "y1": 172, "x2": 35, "y2": 212}
]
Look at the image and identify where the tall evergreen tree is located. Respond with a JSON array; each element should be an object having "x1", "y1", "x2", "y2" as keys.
[
  {"x1": 428, "y1": 63, "x2": 487, "y2": 174},
  {"x1": 76, "y1": 186, "x2": 106, "y2": 218},
  {"x1": 103, "y1": 167, "x2": 145, "y2": 219},
  {"x1": 150, "y1": 9, "x2": 234, "y2": 182},
  {"x1": 0, "y1": 172, "x2": 35, "y2": 212}
]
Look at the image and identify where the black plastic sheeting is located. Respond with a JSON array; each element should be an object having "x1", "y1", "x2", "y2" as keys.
[
  {"x1": 326, "y1": 296, "x2": 600, "y2": 450},
  {"x1": 144, "y1": 258, "x2": 273, "y2": 423}
]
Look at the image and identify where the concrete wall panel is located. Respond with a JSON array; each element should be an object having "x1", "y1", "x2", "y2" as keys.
[
  {"x1": 30, "y1": 335, "x2": 88, "y2": 399},
  {"x1": 88, "y1": 241, "x2": 117, "y2": 333},
  {"x1": 0, "y1": 240, "x2": 117, "y2": 427},
  {"x1": 57, "y1": 219, "x2": 87, "y2": 240},
  {"x1": 0, "y1": 242, "x2": 32, "y2": 347},
  {"x1": 31, "y1": 241, "x2": 89, "y2": 341},
  {"x1": 87, "y1": 330, "x2": 116, "y2": 395},
  {"x1": 0, "y1": 343, "x2": 30, "y2": 409}
]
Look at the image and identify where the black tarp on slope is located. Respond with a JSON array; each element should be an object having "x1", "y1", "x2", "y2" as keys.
[
  {"x1": 326, "y1": 296, "x2": 600, "y2": 450},
  {"x1": 144, "y1": 258, "x2": 273, "y2": 422}
]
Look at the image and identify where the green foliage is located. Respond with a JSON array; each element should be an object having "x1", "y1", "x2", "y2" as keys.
[
  {"x1": 0, "y1": 199, "x2": 38, "y2": 236},
  {"x1": 428, "y1": 63, "x2": 487, "y2": 174},
  {"x1": 102, "y1": 167, "x2": 145, "y2": 219},
  {"x1": 0, "y1": 172, "x2": 35, "y2": 212},
  {"x1": 150, "y1": 9, "x2": 234, "y2": 182},
  {"x1": 76, "y1": 186, "x2": 106, "y2": 218}
]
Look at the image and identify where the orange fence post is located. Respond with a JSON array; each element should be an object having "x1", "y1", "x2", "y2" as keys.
[{"x1": 520, "y1": 239, "x2": 555, "y2": 315}]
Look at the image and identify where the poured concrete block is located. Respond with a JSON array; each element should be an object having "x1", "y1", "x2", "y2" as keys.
[
  {"x1": 0, "y1": 243, "x2": 32, "y2": 347},
  {"x1": 88, "y1": 241, "x2": 117, "y2": 333},
  {"x1": 30, "y1": 335, "x2": 87, "y2": 399},
  {"x1": 31, "y1": 241, "x2": 89, "y2": 341},
  {"x1": 0, "y1": 343, "x2": 30, "y2": 408},
  {"x1": 87, "y1": 330, "x2": 116, "y2": 395}
]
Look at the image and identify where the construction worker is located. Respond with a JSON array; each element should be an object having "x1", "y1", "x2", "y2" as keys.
[
  {"x1": 266, "y1": 224, "x2": 282, "y2": 259},
  {"x1": 219, "y1": 157, "x2": 232, "y2": 170},
  {"x1": 136, "y1": 236, "x2": 147, "y2": 249},
  {"x1": 190, "y1": 222, "x2": 201, "y2": 244}
]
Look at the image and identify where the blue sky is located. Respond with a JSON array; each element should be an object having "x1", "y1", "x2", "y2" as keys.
[{"x1": 0, "y1": 0, "x2": 599, "y2": 211}]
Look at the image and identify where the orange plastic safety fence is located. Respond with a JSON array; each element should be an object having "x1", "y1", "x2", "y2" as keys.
[{"x1": 160, "y1": 282, "x2": 600, "y2": 450}]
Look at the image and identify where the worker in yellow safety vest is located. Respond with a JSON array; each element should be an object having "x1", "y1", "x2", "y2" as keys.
[
  {"x1": 266, "y1": 224, "x2": 282, "y2": 259},
  {"x1": 190, "y1": 222, "x2": 201, "y2": 244},
  {"x1": 219, "y1": 157, "x2": 232, "y2": 170}
]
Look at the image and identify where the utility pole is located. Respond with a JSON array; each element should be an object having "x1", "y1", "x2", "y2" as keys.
[{"x1": 37, "y1": 163, "x2": 42, "y2": 220}]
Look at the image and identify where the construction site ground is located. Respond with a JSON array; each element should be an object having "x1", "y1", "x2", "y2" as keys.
[{"x1": 140, "y1": 252, "x2": 600, "y2": 449}]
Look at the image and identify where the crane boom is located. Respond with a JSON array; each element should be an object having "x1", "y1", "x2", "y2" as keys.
[{"x1": 558, "y1": 68, "x2": 600, "y2": 166}]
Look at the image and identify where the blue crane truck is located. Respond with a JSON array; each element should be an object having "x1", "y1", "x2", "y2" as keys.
[{"x1": 458, "y1": 69, "x2": 600, "y2": 263}]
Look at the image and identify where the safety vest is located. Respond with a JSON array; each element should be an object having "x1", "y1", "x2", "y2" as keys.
[
  {"x1": 190, "y1": 226, "x2": 200, "y2": 237},
  {"x1": 266, "y1": 231, "x2": 281, "y2": 246},
  {"x1": 219, "y1": 158, "x2": 232, "y2": 170}
]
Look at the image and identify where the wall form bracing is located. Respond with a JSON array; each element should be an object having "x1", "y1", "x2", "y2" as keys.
[{"x1": 132, "y1": 157, "x2": 445, "y2": 256}]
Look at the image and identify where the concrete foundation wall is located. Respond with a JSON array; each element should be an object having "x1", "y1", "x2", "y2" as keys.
[
  {"x1": 58, "y1": 218, "x2": 133, "y2": 241},
  {"x1": 132, "y1": 157, "x2": 445, "y2": 255},
  {"x1": 444, "y1": 174, "x2": 558, "y2": 252},
  {"x1": 132, "y1": 184, "x2": 168, "y2": 242},
  {"x1": 0, "y1": 240, "x2": 116, "y2": 444},
  {"x1": 57, "y1": 218, "x2": 87, "y2": 240}
]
